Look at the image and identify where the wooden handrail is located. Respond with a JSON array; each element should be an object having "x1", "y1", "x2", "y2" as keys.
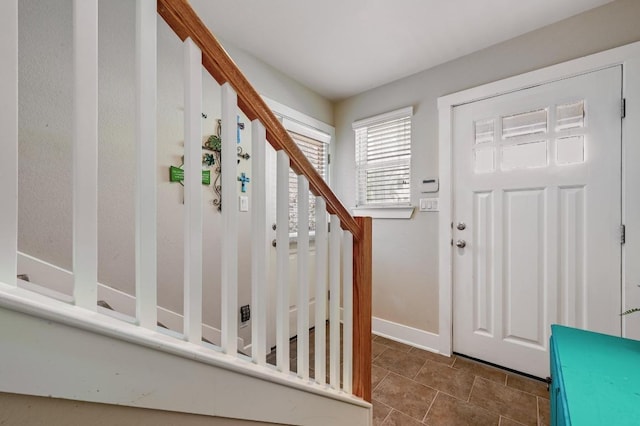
[{"x1": 157, "y1": 0, "x2": 362, "y2": 241}]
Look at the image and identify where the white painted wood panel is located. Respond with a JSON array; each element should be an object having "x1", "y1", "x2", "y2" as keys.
[
  {"x1": 453, "y1": 66, "x2": 622, "y2": 377},
  {"x1": 221, "y1": 83, "x2": 238, "y2": 355},
  {"x1": 342, "y1": 231, "x2": 353, "y2": 394},
  {"x1": 72, "y1": 0, "x2": 99, "y2": 311},
  {"x1": 276, "y1": 150, "x2": 290, "y2": 371},
  {"x1": 472, "y1": 191, "x2": 493, "y2": 336},
  {"x1": 0, "y1": 305, "x2": 372, "y2": 426},
  {"x1": 559, "y1": 186, "x2": 586, "y2": 327},
  {"x1": 251, "y1": 120, "x2": 268, "y2": 365},
  {"x1": 314, "y1": 198, "x2": 328, "y2": 384},
  {"x1": 182, "y1": 38, "x2": 203, "y2": 345},
  {"x1": 329, "y1": 215, "x2": 341, "y2": 389},
  {"x1": 503, "y1": 189, "x2": 544, "y2": 347},
  {"x1": 0, "y1": 0, "x2": 18, "y2": 287},
  {"x1": 135, "y1": 0, "x2": 157, "y2": 330},
  {"x1": 296, "y1": 176, "x2": 310, "y2": 379}
]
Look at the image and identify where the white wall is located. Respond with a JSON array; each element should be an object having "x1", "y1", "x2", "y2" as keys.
[
  {"x1": 17, "y1": 0, "x2": 333, "y2": 346},
  {"x1": 334, "y1": 0, "x2": 640, "y2": 340}
]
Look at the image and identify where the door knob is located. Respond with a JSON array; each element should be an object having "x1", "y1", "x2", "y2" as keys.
[
  {"x1": 272, "y1": 239, "x2": 277, "y2": 247},
  {"x1": 455, "y1": 240, "x2": 466, "y2": 248}
]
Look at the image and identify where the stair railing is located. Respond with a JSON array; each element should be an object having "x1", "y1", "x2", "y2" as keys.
[
  {"x1": 0, "y1": 0, "x2": 372, "y2": 403},
  {"x1": 158, "y1": 0, "x2": 373, "y2": 400}
]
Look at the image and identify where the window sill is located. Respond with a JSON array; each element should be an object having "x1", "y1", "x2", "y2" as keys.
[{"x1": 352, "y1": 206, "x2": 415, "y2": 219}]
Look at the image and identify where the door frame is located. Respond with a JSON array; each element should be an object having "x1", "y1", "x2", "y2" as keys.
[{"x1": 437, "y1": 40, "x2": 640, "y2": 356}]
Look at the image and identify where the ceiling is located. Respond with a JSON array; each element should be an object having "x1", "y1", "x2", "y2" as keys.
[{"x1": 190, "y1": 0, "x2": 613, "y2": 101}]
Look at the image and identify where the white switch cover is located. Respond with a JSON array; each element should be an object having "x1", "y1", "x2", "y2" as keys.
[
  {"x1": 239, "y1": 195, "x2": 249, "y2": 212},
  {"x1": 419, "y1": 198, "x2": 439, "y2": 212}
]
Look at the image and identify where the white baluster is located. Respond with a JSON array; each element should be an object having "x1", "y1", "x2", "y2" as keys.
[
  {"x1": 0, "y1": 0, "x2": 18, "y2": 286},
  {"x1": 329, "y1": 215, "x2": 341, "y2": 388},
  {"x1": 183, "y1": 38, "x2": 203, "y2": 344},
  {"x1": 72, "y1": 0, "x2": 98, "y2": 310},
  {"x1": 221, "y1": 83, "x2": 238, "y2": 355},
  {"x1": 314, "y1": 198, "x2": 328, "y2": 384},
  {"x1": 135, "y1": 0, "x2": 157, "y2": 329},
  {"x1": 251, "y1": 120, "x2": 267, "y2": 365},
  {"x1": 297, "y1": 176, "x2": 310, "y2": 380},
  {"x1": 342, "y1": 231, "x2": 353, "y2": 393},
  {"x1": 276, "y1": 150, "x2": 290, "y2": 371}
]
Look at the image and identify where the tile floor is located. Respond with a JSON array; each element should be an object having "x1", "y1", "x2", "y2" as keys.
[
  {"x1": 269, "y1": 329, "x2": 549, "y2": 426},
  {"x1": 372, "y1": 335, "x2": 549, "y2": 426}
]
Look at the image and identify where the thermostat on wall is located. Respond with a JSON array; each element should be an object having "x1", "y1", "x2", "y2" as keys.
[{"x1": 421, "y1": 178, "x2": 439, "y2": 193}]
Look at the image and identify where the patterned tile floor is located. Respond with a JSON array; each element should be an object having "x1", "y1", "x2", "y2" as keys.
[
  {"x1": 370, "y1": 335, "x2": 549, "y2": 426},
  {"x1": 269, "y1": 328, "x2": 549, "y2": 426}
]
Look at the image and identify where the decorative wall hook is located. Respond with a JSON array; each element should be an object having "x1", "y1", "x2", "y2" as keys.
[{"x1": 237, "y1": 146, "x2": 250, "y2": 163}]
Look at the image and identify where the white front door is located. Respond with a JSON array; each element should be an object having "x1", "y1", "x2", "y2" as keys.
[
  {"x1": 452, "y1": 66, "x2": 623, "y2": 378},
  {"x1": 264, "y1": 144, "x2": 320, "y2": 354}
]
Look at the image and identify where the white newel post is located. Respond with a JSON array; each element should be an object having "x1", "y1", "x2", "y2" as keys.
[
  {"x1": 342, "y1": 231, "x2": 354, "y2": 393},
  {"x1": 329, "y1": 214, "x2": 341, "y2": 388},
  {"x1": 251, "y1": 120, "x2": 268, "y2": 365},
  {"x1": 314, "y1": 198, "x2": 328, "y2": 384},
  {"x1": 0, "y1": 0, "x2": 18, "y2": 287},
  {"x1": 72, "y1": 0, "x2": 99, "y2": 310},
  {"x1": 297, "y1": 176, "x2": 310, "y2": 380},
  {"x1": 135, "y1": 0, "x2": 158, "y2": 329},
  {"x1": 221, "y1": 83, "x2": 238, "y2": 355},
  {"x1": 183, "y1": 38, "x2": 203, "y2": 344},
  {"x1": 276, "y1": 150, "x2": 290, "y2": 371}
]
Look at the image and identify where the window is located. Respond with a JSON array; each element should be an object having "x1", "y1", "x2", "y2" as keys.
[
  {"x1": 353, "y1": 107, "x2": 413, "y2": 207},
  {"x1": 263, "y1": 96, "x2": 333, "y2": 236},
  {"x1": 288, "y1": 130, "x2": 328, "y2": 233},
  {"x1": 472, "y1": 100, "x2": 586, "y2": 174}
]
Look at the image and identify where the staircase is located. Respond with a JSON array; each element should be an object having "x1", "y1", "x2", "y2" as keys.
[{"x1": 0, "y1": 1, "x2": 372, "y2": 424}]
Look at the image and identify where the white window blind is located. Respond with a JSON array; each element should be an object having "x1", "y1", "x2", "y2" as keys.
[
  {"x1": 288, "y1": 131, "x2": 327, "y2": 233},
  {"x1": 353, "y1": 107, "x2": 412, "y2": 207}
]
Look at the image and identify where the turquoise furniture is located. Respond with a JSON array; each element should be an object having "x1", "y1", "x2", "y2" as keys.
[{"x1": 550, "y1": 325, "x2": 640, "y2": 425}]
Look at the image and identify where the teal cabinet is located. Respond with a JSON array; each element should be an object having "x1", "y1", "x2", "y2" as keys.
[{"x1": 550, "y1": 325, "x2": 640, "y2": 425}]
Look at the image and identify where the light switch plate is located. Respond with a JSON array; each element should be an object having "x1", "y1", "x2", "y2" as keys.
[
  {"x1": 239, "y1": 195, "x2": 249, "y2": 212},
  {"x1": 419, "y1": 198, "x2": 439, "y2": 212}
]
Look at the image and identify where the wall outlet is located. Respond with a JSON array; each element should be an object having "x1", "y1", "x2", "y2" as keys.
[{"x1": 240, "y1": 304, "x2": 250, "y2": 323}]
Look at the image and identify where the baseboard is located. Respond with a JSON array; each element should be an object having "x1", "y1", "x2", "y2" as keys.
[
  {"x1": 372, "y1": 316, "x2": 441, "y2": 354},
  {"x1": 16, "y1": 252, "x2": 244, "y2": 349}
]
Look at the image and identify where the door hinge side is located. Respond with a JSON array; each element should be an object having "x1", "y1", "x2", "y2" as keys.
[
  {"x1": 621, "y1": 224, "x2": 626, "y2": 245},
  {"x1": 622, "y1": 98, "x2": 626, "y2": 119}
]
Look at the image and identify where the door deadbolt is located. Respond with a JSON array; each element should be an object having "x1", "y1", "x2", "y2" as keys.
[{"x1": 457, "y1": 222, "x2": 466, "y2": 230}]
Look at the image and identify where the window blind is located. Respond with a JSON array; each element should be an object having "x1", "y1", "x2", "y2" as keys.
[
  {"x1": 354, "y1": 107, "x2": 412, "y2": 206},
  {"x1": 288, "y1": 131, "x2": 327, "y2": 233}
]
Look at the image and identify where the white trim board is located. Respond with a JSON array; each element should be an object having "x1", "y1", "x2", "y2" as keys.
[
  {"x1": 437, "y1": 40, "x2": 640, "y2": 356},
  {"x1": 352, "y1": 206, "x2": 415, "y2": 219},
  {"x1": 372, "y1": 316, "x2": 440, "y2": 354},
  {"x1": 262, "y1": 95, "x2": 335, "y2": 138}
]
